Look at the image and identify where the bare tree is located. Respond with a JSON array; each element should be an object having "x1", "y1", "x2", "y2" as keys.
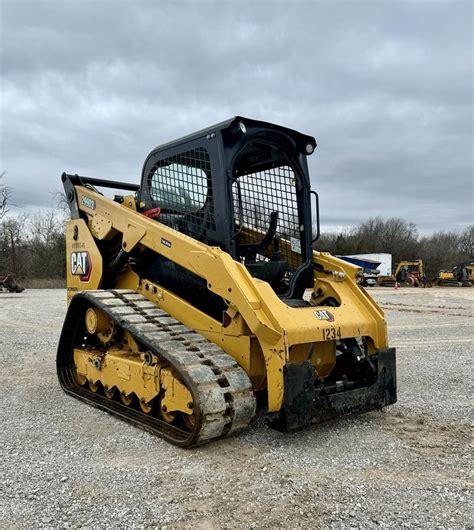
[
  {"x1": 346, "y1": 217, "x2": 419, "y2": 264},
  {"x1": 51, "y1": 190, "x2": 71, "y2": 219},
  {"x1": 458, "y1": 225, "x2": 474, "y2": 257},
  {"x1": 26, "y1": 210, "x2": 66, "y2": 279},
  {"x1": 0, "y1": 216, "x2": 24, "y2": 276},
  {"x1": 0, "y1": 171, "x2": 11, "y2": 219},
  {"x1": 29, "y1": 210, "x2": 63, "y2": 245}
]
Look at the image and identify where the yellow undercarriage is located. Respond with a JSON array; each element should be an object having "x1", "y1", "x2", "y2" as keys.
[{"x1": 74, "y1": 344, "x2": 193, "y2": 417}]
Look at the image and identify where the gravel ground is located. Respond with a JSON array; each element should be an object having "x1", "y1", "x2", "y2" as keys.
[{"x1": 0, "y1": 287, "x2": 472, "y2": 528}]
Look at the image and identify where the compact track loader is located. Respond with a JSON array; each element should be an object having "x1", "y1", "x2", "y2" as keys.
[{"x1": 57, "y1": 117, "x2": 396, "y2": 447}]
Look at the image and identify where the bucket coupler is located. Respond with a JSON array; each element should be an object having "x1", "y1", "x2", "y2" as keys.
[{"x1": 275, "y1": 348, "x2": 397, "y2": 431}]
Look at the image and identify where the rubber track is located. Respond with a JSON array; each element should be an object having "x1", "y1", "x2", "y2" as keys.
[
  {"x1": 57, "y1": 289, "x2": 256, "y2": 447},
  {"x1": 437, "y1": 280, "x2": 471, "y2": 287}
]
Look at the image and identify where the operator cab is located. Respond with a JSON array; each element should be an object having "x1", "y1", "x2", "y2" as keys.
[{"x1": 140, "y1": 117, "x2": 318, "y2": 303}]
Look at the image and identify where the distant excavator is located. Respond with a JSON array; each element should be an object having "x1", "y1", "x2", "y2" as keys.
[
  {"x1": 377, "y1": 259, "x2": 426, "y2": 287},
  {"x1": 431, "y1": 260, "x2": 473, "y2": 287}
]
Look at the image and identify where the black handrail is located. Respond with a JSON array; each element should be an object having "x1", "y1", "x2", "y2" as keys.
[{"x1": 311, "y1": 190, "x2": 320, "y2": 243}]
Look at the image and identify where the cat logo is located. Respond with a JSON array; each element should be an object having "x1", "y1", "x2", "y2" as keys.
[
  {"x1": 71, "y1": 251, "x2": 91, "y2": 281},
  {"x1": 314, "y1": 309, "x2": 335, "y2": 322}
]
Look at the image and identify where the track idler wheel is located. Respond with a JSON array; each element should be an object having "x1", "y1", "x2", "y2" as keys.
[{"x1": 85, "y1": 307, "x2": 116, "y2": 345}]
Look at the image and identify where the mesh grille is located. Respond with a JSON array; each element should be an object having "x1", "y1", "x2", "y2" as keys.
[
  {"x1": 233, "y1": 165, "x2": 303, "y2": 272},
  {"x1": 148, "y1": 147, "x2": 215, "y2": 237}
]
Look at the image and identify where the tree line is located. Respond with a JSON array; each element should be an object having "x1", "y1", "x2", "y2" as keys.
[
  {"x1": 0, "y1": 212, "x2": 471, "y2": 284},
  {"x1": 0, "y1": 174, "x2": 66, "y2": 285},
  {"x1": 0, "y1": 211, "x2": 66, "y2": 285},
  {"x1": 313, "y1": 217, "x2": 473, "y2": 278}
]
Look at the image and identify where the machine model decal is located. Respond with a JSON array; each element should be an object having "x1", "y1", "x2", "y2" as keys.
[
  {"x1": 71, "y1": 251, "x2": 92, "y2": 281},
  {"x1": 81, "y1": 195, "x2": 96, "y2": 210},
  {"x1": 161, "y1": 238, "x2": 172, "y2": 248},
  {"x1": 314, "y1": 309, "x2": 335, "y2": 322}
]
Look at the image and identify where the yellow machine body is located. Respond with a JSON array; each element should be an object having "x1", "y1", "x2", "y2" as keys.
[{"x1": 57, "y1": 117, "x2": 396, "y2": 446}]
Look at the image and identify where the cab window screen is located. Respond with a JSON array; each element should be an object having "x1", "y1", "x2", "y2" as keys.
[
  {"x1": 233, "y1": 145, "x2": 304, "y2": 273},
  {"x1": 149, "y1": 148, "x2": 211, "y2": 213},
  {"x1": 147, "y1": 147, "x2": 216, "y2": 236}
]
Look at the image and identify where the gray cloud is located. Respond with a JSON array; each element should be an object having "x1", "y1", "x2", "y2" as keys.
[{"x1": 0, "y1": 0, "x2": 472, "y2": 232}]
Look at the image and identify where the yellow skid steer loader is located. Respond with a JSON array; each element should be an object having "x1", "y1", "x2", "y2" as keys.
[{"x1": 57, "y1": 117, "x2": 396, "y2": 447}]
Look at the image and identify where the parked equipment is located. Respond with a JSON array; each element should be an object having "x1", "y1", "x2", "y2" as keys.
[
  {"x1": 0, "y1": 274, "x2": 24, "y2": 293},
  {"x1": 337, "y1": 255, "x2": 381, "y2": 286},
  {"x1": 432, "y1": 260, "x2": 473, "y2": 287},
  {"x1": 377, "y1": 259, "x2": 426, "y2": 287},
  {"x1": 57, "y1": 117, "x2": 396, "y2": 447},
  {"x1": 341, "y1": 253, "x2": 392, "y2": 276}
]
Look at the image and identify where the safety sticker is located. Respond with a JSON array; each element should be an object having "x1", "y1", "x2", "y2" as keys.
[
  {"x1": 290, "y1": 237, "x2": 301, "y2": 254},
  {"x1": 81, "y1": 195, "x2": 96, "y2": 210}
]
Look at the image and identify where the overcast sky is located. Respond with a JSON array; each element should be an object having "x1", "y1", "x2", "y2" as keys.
[{"x1": 0, "y1": 0, "x2": 472, "y2": 233}]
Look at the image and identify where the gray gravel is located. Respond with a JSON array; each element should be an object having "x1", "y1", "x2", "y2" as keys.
[{"x1": 0, "y1": 287, "x2": 472, "y2": 528}]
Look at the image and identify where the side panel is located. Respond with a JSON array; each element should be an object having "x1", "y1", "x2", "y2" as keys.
[{"x1": 66, "y1": 219, "x2": 103, "y2": 301}]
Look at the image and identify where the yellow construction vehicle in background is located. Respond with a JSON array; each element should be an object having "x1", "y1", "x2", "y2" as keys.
[
  {"x1": 431, "y1": 260, "x2": 473, "y2": 287},
  {"x1": 377, "y1": 259, "x2": 426, "y2": 287},
  {"x1": 57, "y1": 117, "x2": 396, "y2": 447}
]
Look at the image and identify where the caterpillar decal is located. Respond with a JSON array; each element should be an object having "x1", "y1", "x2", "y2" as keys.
[{"x1": 71, "y1": 251, "x2": 91, "y2": 281}]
